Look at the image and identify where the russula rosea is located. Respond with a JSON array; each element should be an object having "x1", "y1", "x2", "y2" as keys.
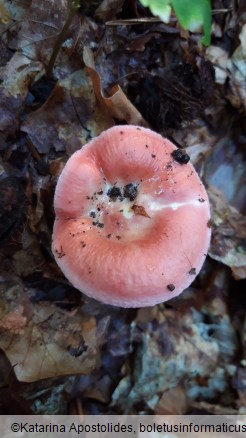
[{"x1": 52, "y1": 125, "x2": 211, "y2": 307}]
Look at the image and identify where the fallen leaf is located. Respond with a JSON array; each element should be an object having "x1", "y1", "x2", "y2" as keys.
[
  {"x1": 84, "y1": 47, "x2": 148, "y2": 126},
  {"x1": 189, "y1": 401, "x2": 237, "y2": 415},
  {"x1": 208, "y1": 186, "x2": 246, "y2": 280},
  {"x1": 111, "y1": 298, "x2": 237, "y2": 413},
  {"x1": 0, "y1": 53, "x2": 42, "y2": 135},
  {"x1": 0, "y1": 0, "x2": 11, "y2": 25},
  {"x1": 155, "y1": 386, "x2": 188, "y2": 415},
  {"x1": 95, "y1": 0, "x2": 124, "y2": 21},
  {"x1": 0, "y1": 274, "x2": 107, "y2": 382},
  {"x1": 17, "y1": 0, "x2": 70, "y2": 64},
  {"x1": 127, "y1": 31, "x2": 162, "y2": 52},
  {"x1": 206, "y1": 45, "x2": 228, "y2": 84},
  {"x1": 0, "y1": 177, "x2": 27, "y2": 242},
  {"x1": 131, "y1": 204, "x2": 151, "y2": 218},
  {"x1": 227, "y1": 23, "x2": 246, "y2": 109},
  {"x1": 22, "y1": 69, "x2": 113, "y2": 154}
]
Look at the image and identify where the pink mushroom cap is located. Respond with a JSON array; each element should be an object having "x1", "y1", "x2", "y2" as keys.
[{"x1": 52, "y1": 125, "x2": 211, "y2": 307}]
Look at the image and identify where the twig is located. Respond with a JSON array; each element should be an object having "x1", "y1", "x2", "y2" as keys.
[{"x1": 46, "y1": 0, "x2": 80, "y2": 79}]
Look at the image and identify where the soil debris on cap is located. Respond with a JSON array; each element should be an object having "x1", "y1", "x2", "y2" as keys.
[
  {"x1": 171, "y1": 149, "x2": 190, "y2": 164},
  {"x1": 123, "y1": 183, "x2": 138, "y2": 201},
  {"x1": 132, "y1": 204, "x2": 151, "y2": 218}
]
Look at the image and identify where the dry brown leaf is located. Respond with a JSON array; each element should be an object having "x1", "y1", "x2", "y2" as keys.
[
  {"x1": 111, "y1": 276, "x2": 239, "y2": 414},
  {"x1": 112, "y1": 297, "x2": 237, "y2": 413},
  {"x1": 127, "y1": 32, "x2": 161, "y2": 52},
  {"x1": 17, "y1": 0, "x2": 70, "y2": 64},
  {"x1": 155, "y1": 386, "x2": 188, "y2": 415},
  {"x1": 22, "y1": 69, "x2": 113, "y2": 155},
  {"x1": 0, "y1": 306, "x2": 27, "y2": 335},
  {"x1": 206, "y1": 46, "x2": 228, "y2": 85},
  {"x1": 85, "y1": 66, "x2": 148, "y2": 125},
  {"x1": 0, "y1": 53, "x2": 42, "y2": 135},
  {"x1": 235, "y1": 367, "x2": 246, "y2": 408},
  {"x1": 0, "y1": 0, "x2": 11, "y2": 25},
  {"x1": 0, "y1": 176, "x2": 27, "y2": 242},
  {"x1": 95, "y1": 0, "x2": 124, "y2": 21},
  {"x1": 227, "y1": 24, "x2": 246, "y2": 109},
  {"x1": 208, "y1": 185, "x2": 246, "y2": 280},
  {"x1": 0, "y1": 0, "x2": 85, "y2": 138},
  {"x1": 0, "y1": 274, "x2": 107, "y2": 382},
  {"x1": 0, "y1": 0, "x2": 31, "y2": 45},
  {"x1": 189, "y1": 401, "x2": 237, "y2": 415},
  {"x1": 84, "y1": 47, "x2": 148, "y2": 126},
  {"x1": 131, "y1": 204, "x2": 151, "y2": 218}
]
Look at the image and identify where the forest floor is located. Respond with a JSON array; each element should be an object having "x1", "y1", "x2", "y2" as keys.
[{"x1": 0, "y1": 0, "x2": 245, "y2": 415}]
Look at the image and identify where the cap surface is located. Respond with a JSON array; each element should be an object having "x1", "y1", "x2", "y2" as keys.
[{"x1": 52, "y1": 125, "x2": 211, "y2": 307}]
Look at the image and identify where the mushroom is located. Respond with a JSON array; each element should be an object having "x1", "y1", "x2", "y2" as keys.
[{"x1": 52, "y1": 125, "x2": 211, "y2": 307}]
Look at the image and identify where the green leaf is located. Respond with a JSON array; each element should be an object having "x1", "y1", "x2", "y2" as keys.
[
  {"x1": 140, "y1": 0, "x2": 172, "y2": 23},
  {"x1": 139, "y1": 0, "x2": 212, "y2": 46},
  {"x1": 171, "y1": 0, "x2": 211, "y2": 45}
]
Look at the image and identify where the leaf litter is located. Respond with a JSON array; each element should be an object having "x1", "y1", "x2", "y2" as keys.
[{"x1": 0, "y1": 0, "x2": 245, "y2": 415}]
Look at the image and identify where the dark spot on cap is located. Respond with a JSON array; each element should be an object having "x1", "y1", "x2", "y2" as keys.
[
  {"x1": 151, "y1": 154, "x2": 156, "y2": 158},
  {"x1": 171, "y1": 149, "x2": 190, "y2": 164},
  {"x1": 55, "y1": 246, "x2": 66, "y2": 258},
  {"x1": 97, "y1": 190, "x2": 103, "y2": 195},
  {"x1": 145, "y1": 144, "x2": 149, "y2": 148},
  {"x1": 97, "y1": 223, "x2": 104, "y2": 228},
  {"x1": 90, "y1": 211, "x2": 96, "y2": 218},
  {"x1": 107, "y1": 234, "x2": 111, "y2": 238},
  {"x1": 116, "y1": 235, "x2": 121, "y2": 240},
  {"x1": 167, "y1": 284, "x2": 175, "y2": 291},
  {"x1": 188, "y1": 268, "x2": 196, "y2": 275},
  {"x1": 207, "y1": 219, "x2": 213, "y2": 228},
  {"x1": 107, "y1": 186, "x2": 122, "y2": 200},
  {"x1": 124, "y1": 183, "x2": 138, "y2": 201},
  {"x1": 198, "y1": 198, "x2": 205, "y2": 202}
]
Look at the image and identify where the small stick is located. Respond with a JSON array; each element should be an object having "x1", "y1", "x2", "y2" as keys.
[{"x1": 46, "y1": 0, "x2": 80, "y2": 79}]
